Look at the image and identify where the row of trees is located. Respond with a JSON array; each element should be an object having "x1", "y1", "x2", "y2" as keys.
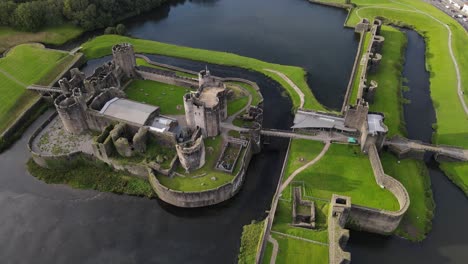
[{"x1": 0, "y1": 0, "x2": 167, "y2": 31}]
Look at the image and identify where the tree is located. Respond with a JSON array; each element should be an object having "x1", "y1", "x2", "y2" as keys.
[
  {"x1": 104, "y1": 26, "x2": 116, "y2": 34},
  {"x1": 13, "y1": 2, "x2": 47, "y2": 31},
  {"x1": 116, "y1": 23, "x2": 126, "y2": 35}
]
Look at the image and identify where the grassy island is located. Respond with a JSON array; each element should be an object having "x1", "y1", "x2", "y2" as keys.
[{"x1": 238, "y1": 220, "x2": 265, "y2": 264}]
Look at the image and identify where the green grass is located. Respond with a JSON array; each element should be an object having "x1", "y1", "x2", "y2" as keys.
[
  {"x1": 81, "y1": 35, "x2": 326, "y2": 111},
  {"x1": 0, "y1": 24, "x2": 84, "y2": 53},
  {"x1": 272, "y1": 233, "x2": 329, "y2": 264},
  {"x1": 157, "y1": 136, "x2": 244, "y2": 192},
  {"x1": 125, "y1": 79, "x2": 188, "y2": 115},
  {"x1": 261, "y1": 241, "x2": 274, "y2": 264},
  {"x1": 273, "y1": 199, "x2": 329, "y2": 243},
  {"x1": 381, "y1": 153, "x2": 434, "y2": 241},
  {"x1": 27, "y1": 158, "x2": 156, "y2": 198},
  {"x1": 238, "y1": 220, "x2": 265, "y2": 264},
  {"x1": 368, "y1": 26, "x2": 407, "y2": 137},
  {"x1": 285, "y1": 144, "x2": 399, "y2": 211},
  {"x1": 227, "y1": 81, "x2": 263, "y2": 107},
  {"x1": 228, "y1": 97, "x2": 250, "y2": 116},
  {"x1": 349, "y1": 31, "x2": 372, "y2": 105},
  {"x1": 346, "y1": 0, "x2": 468, "y2": 149},
  {"x1": 283, "y1": 139, "x2": 325, "y2": 183},
  {"x1": 0, "y1": 44, "x2": 76, "y2": 133},
  {"x1": 440, "y1": 162, "x2": 468, "y2": 196}
]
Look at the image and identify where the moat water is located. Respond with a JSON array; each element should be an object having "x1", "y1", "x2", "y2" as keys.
[
  {"x1": 348, "y1": 29, "x2": 468, "y2": 263},
  {"x1": 2, "y1": 0, "x2": 467, "y2": 263}
]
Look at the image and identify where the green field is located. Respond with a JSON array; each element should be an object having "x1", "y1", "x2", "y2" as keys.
[
  {"x1": 272, "y1": 233, "x2": 329, "y2": 264},
  {"x1": 156, "y1": 136, "x2": 244, "y2": 192},
  {"x1": 261, "y1": 241, "x2": 274, "y2": 264},
  {"x1": 238, "y1": 220, "x2": 265, "y2": 264},
  {"x1": 0, "y1": 25, "x2": 83, "y2": 53},
  {"x1": 81, "y1": 35, "x2": 326, "y2": 111},
  {"x1": 0, "y1": 44, "x2": 76, "y2": 133},
  {"x1": 381, "y1": 153, "x2": 433, "y2": 241},
  {"x1": 368, "y1": 26, "x2": 407, "y2": 137},
  {"x1": 282, "y1": 139, "x2": 326, "y2": 183},
  {"x1": 125, "y1": 80, "x2": 188, "y2": 115},
  {"x1": 283, "y1": 143, "x2": 399, "y2": 211},
  {"x1": 227, "y1": 81, "x2": 263, "y2": 107}
]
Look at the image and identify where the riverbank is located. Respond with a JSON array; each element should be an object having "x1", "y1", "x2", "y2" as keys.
[{"x1": 81, "y1": 35, "x2": 326, "y2": 111}]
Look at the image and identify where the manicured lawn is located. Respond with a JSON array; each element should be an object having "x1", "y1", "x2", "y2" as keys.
[
  {"x1": 27, "y1": 159, "x2": 156, "y2": 198},
  {"x1": 238, "y1": 220, "x2": 265, "y2": 264},
  {"x1": 349, "y1": 31, "x2": 372, "y2": 105},
  {"x1": 0, "y1": 25, "x2": 83, "y2": 53},
  {"x1": 273, "y1": 233, "x2": 329, "y2": 264},
  {"x1": 381, "y1": 153, "x2": 434, "y2": 241},
  {"x1": 440, "y1": 162, "x2": 468, "y2": 196},
  {"x1": 287, "y1": 144, "x2": 399, "y2": 211},
  {"x1": 261, "y1": 241, "x2": 274, "y2": 264},
  {"x1": 228, "y1": 96, "x2": 249, "y2": 116},
  {"x1": 125, "y1": 80, "x2": 189, "y2": 115},
  {"x1": 81, "y1": 35, "x2": 326, "y2": 111},
  {"x1": 0, "y1": 44, "x2": 76, "y2": 133},
  {"x1": 157, "y1": 136, "x2": 245, "y2": 192},
  {"x1": 368, "y1": 26, "x2": 407, "y2": 137},
  {"x1": 283, "y1": 139, "x2": 325, "y2": 183}
]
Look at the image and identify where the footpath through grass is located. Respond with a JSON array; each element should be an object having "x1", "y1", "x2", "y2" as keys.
[
  {"x1": 81, "y1": 35, "x2": 326, "y2": 111},
  {"x1": 0, "y1": 25, "x2": 83, "y2": 53},
  {"x1": 0, "y1": 44, "x2": 75, "y2": 133}
]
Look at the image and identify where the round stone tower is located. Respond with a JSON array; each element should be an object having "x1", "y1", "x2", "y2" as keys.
[
  {"x1": 176, "y1": 135, "x2": 206, "y2": 172},
  {"x1": 54, "y1": 93, "x2": 88, "y2": 134},
  {"x1": 112, "y1": 43, "x2": 136, "y2": 78}
]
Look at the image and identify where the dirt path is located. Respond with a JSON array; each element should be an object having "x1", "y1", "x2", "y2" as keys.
[
  {"x1": 264, "y1": 69, "x2": 305, "y2": 109},
  {"x1": 280, "y1": 141, "x2": 331, "y2": 193},
  {"x1": 355, "y1": 1, "x2": 468, "y2": 116}
]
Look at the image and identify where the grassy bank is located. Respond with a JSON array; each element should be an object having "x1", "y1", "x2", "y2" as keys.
[
  {"x1": 27, "y1": 159, "x2": 156, "y2": 198},
  {"x1": 238, "y1": 220, "x2": 265, "y2": 264},
  {"x1": 440, "y1": 162, "x2": 468, "y2": 196},
  {"x1": 346, "y1": 0, "x2": 468, "y2": 149},
  {"x1": 0, "y1": 25, "x2": 83, "y2": 53},
  {"x1": 0, "y1": 44, "x2": 77, "y2": 134},
  {"x1": 81, "y1": 35, "x2": 326, "y2": 111}
]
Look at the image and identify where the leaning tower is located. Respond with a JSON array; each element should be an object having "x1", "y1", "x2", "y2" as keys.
[{"x1": 112, "y1": 43, "x2": 137, "y2": 78}]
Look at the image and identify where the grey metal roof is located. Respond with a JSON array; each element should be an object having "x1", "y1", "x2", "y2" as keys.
[
  {"x1": 368, "y1": 114, "x2": 387, "y2": 135},
  {"x1": 100, "y1": 97, "x2": 159, "y2": 125},
  {"x1": 292, "y1": 110, "x2": 357, "y2": 132}
]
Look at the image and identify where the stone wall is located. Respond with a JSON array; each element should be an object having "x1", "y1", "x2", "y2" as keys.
[
  {"x1": 149, "y1": 141, "x2": 253, "y2": 208},
  {"x1": 137, "y1": 68, "x2": 197, "y2": 88},
  {"x1": 328, "y1": 195, "x2": 352, "y2": 264}
]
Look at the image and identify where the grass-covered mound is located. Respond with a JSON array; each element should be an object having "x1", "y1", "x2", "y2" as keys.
[
  {"x1": 0, "y1": 25, "x2": 83, "y2": 53},
  {"x1": 81, "y1": 35, "x2": 326, "y2": 111},
  {"x1": 0, "y1": 44, "x2": 76, "y2": 134},
  {"x1": 238, "y1": 220, "x2": 265, "y2": 264},
  {"x1": 125, "y1": 79, "x2": 189, "y2": 115},
  {"x1": 27, "y1": 159, "x2": 156, "y2": 198},
  {"x1": 283, "y1": 143, "x2": 399, "y2": 211},
  {"x1": 440, "y1": 162, "x2": 468, "y2": 196}
]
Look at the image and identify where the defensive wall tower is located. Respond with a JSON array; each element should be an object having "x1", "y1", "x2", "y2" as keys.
[
  {"x1": 176, "y1": 129, "x2": 206, "y2": 172},
  {"x1": 54, "y1": 89, "x2": 89, "y2": 134},
  {"x1": 183, "y1": 68, "x2": 228, "y2": 137},
  {"x1": 112, "y1": 43, "x2": 137, "y2": 78},
  {"x1": 344, "y1": 99, "x2": 368, "y2": 130}
]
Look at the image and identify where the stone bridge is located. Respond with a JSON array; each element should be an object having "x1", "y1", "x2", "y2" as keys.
[
  {"x1": 385, "y1": 136, "x2": 468, "y2": 162},
  {"x1": 27, "y1": 85, "x2": 62, "y2": 93}
]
